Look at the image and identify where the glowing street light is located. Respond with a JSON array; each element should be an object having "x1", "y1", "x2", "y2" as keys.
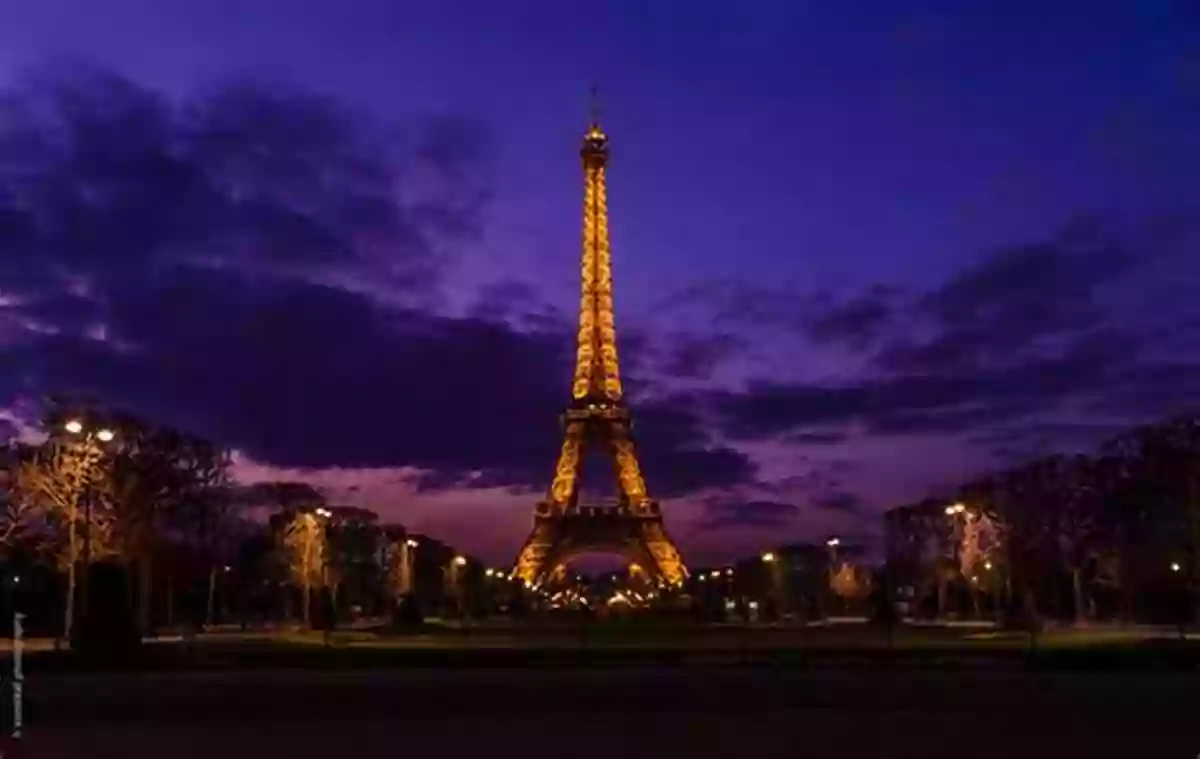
[
  {"x1": 826, "y1": 537, "x2": 840, "y2": 547},
  {"x1": 406, "y1": 538, "x2": 418, "y2": 548},
  {"x1": 761, "y1": 552, "x2": 776, "y2": 563},
  {"x1": 984, "y1": 561, "x2": 993, "y2": 570},
  {"x1": 453, "y1": 555, "x2": 467, "y2": 567},
  {"x1": 945, "y1": 503, "x2": 966, "y2": 516},
  {"x1": 1171, "y1": 562, "x2": 1182, "y2": 573},
  {"x1": 315, "y1": 507, "x2": 331, "y2": 518},
  {"x1": 59, "y1": 416, "x2": 117, "y2": 635}
]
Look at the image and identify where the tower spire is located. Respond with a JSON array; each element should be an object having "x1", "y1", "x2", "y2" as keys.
[
  {"x1": 589, "y1": 84, "x2": 601, "y2": 127},
  {"x1": 573, "y1": 88, "x2": 618, "y2": 402}
]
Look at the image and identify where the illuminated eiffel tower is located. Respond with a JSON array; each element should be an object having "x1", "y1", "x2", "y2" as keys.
[{"x1": 513, "y1": 95, "x2": 688, "y2": 588}]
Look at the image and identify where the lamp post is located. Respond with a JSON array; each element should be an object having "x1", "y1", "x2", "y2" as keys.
[
  {"x1": 314, "y1": 507, "x2": 332, "y2": 587},
  {"x1": 313, "y1": 507, "x2": 334, "y2": 643},
  {"x1": 451, "y1": 555, "x2": 467, "y2": 622},
  {"x1": 63, "y1": 418, "x2": 116, "y2": 629},
  {"x1": 451, "y1": 555, "x2": 467, "y2": 594},
  {"x1": 760, "y1": 552, "x2": 779, "y2": 620},
  {"x1": 825, "y1": 537, "x2": 841, "y2": 618},
  {"x1": 401, "y1": 538, "x2": 417, "y2": 597},
  {"x1": 942, "y1": 504, "x2": 968, "y2": 618}
]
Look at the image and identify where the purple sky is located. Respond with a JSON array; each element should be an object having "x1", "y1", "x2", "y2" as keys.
[{"x1": 1, "y1": 1, "x2": 1199, "y2": 566}]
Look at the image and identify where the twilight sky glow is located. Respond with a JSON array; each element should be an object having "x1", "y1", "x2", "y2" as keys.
[{"x1": 1, "y1": 1, "x2": 1199, "y2": 565}]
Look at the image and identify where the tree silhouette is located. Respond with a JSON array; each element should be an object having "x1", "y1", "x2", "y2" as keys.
[
  {"x1": 0, "y1": 443, "x2": 50, "y2": 551},
  {"x1": 104, "y1": 420, "x2": 232, "y2": 633},
  {"x1": 1102, "y1": 416, "x2": 1200, "y2": 624},
  {"x1": 16, "y1": 435, "x2": 110, "y2": 641}
]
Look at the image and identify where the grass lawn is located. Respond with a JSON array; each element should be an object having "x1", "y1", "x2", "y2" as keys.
[{"x1": 3, "y1": 620, "x2": 1195, "y2": 674}]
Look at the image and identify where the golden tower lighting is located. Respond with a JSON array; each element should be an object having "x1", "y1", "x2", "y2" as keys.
[{"x1": 512, "y1": 92, "x2": 687, "y2": 587}]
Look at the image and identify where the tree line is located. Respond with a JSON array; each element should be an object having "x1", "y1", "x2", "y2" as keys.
[
  {"x1": 884, "y1": 413, "x2": 1200, "y2": 627},
  {"x1": 0, "y1": 401, "x2": 437, "y2": 640}
]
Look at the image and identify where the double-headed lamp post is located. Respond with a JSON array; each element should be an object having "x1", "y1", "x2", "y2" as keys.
[
  {"x1": 944, "y1": 503, "x2": 968, "y2": 559},
  {"x1": 761, "y1": 552, "x2": 780, "y2": 615},
  {"x1": 314, "y1": 507, "x2": 332, "y2": 588},
  {"x1": 63, "y1": 418, "x2": 116, "y2": 625},
  {"x1": 450, "y1": 555, "x2": 468, "y2": 616},
  {"x1": 401, "y1": 538, "x2": 418, "y2": 597},
  {"x1": 823, "y1": 537, "x2": 841, "y2": 617}
]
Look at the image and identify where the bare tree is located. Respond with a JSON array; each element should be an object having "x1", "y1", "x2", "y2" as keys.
[
  {"x1": 0, "y1": 443, "x2": 49, "y2": 551},
  {"x1": 1103, "y1": 415, "x2": 1200, "y2": 624},
  {"x1": 16, "y1": 437, "x2": 109, "y2": 641},
  {"x1": 282, "y1": 510, "x2": 327, "y2": 626}
]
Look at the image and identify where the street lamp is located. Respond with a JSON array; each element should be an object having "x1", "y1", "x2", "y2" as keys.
[
  {"x1": 944, "y1": 503, "x2": 966, "y2": 516},
  {"x1": 62, "y1": 418, "x2": 117, "y2": 631},
  {"x1": 824, "y1": 537, "x2": 842, "y2": 619},
  {"x1": 1171, "y1": 562, "x2": 1182, "y2": 573},
  {"x1": 761, "y1": 552, "x2": 775, "y2": 563},
  {"x1": 64, "y1": 418, "x2": 115, "y2": 442}
]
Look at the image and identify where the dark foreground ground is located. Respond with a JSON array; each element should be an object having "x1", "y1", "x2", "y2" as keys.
[
  {"x1": 4, "y1": 667, "x2": 1200, "y2": 759},
  {"x1": 2, "y1": 628, "x2": 1198, "y2": 758}
]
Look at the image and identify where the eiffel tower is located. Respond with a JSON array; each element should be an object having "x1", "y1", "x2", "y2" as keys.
[{"x1": 513, "y1": 96, "x2": 688, "y2": 588}]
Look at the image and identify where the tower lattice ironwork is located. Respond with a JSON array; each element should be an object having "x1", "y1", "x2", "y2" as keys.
[{"x1": 513, "y1": 100, "x2": 688, "y2": 588}]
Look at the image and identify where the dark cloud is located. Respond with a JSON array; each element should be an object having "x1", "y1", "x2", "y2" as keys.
[
  {"x1": 660, "y1": 279, "x2": 806, "y2": 330},
  {"x1": 0, "y1": 65, "x2": 487, "y2": 309},
  {"x1": 467, "y1": 279, "x2": 566, "y2": 335},
  {"x1": 667, "y1": 215, "x2": 1200, "y2": 454},
  {"x1": 697, "y1": 499, "x2": 799, "y2": 530},
  {"x1": 0, "y1": 418, "x2": 16, "y2": 444},
  {"x1": 706, "y1": 325, "x2": 1134, "y2": 441},
  {"x1": 658, "y1": 332, "x2": 742, "y2": 380},
  {"x1": 802, "y1": 285, "x2": 898, "y2": 350},
  {"x1": 810, "y1": 491, "x2": 865, "y2": 515},
  {"x1": 758, "y1": 468, "x2": 865, "y2": 519},
  {"x1": 966, "y1": 420, "x2": 1132, "y2": 464},
  {"x1": 784, "y1": 430, "x2": 848, "y2": 445},
  {"x1": 469, "y1": 280, "x2": 545, "y2": 319},
  {"x1": 967, "y1": 421, "x2": 1130, "y2": 451},
  {"x1": 876, "y1": 215, "x2": 1139, "y2": 373},
  {"x1": 0, "y1": 66, "x2": 754, "y2": 499},
  {"x1": 661, "y1": 279, "x2": 901, "y2": 355}
]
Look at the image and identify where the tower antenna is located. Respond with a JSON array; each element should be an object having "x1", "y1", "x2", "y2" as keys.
[{"x1": 589, "y1": 84, "x2": 601, "y2": 126}]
